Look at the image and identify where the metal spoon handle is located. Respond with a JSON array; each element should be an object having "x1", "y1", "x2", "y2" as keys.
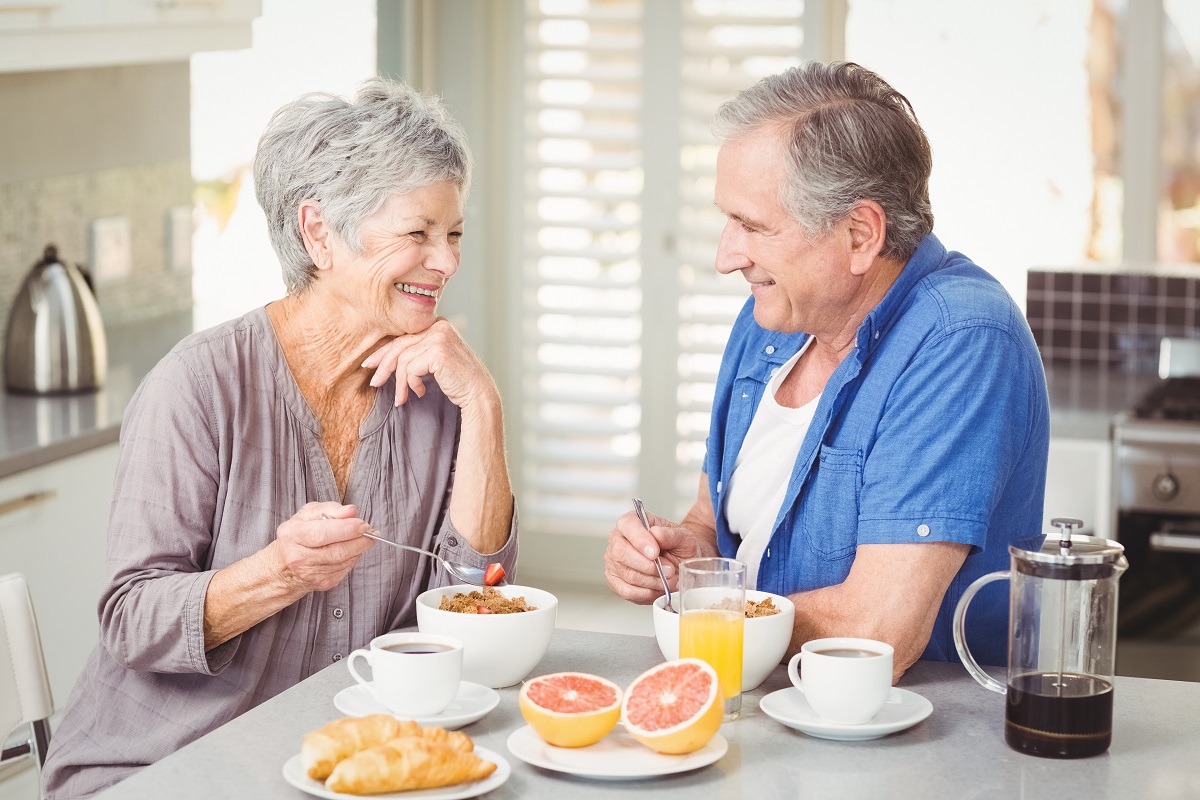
[
  {"x1": 361, "y1": 531, "x2": 444, "y2": 564},
  {"x1": 633, "y1": 497, "x2": 675, "y2": 613}
]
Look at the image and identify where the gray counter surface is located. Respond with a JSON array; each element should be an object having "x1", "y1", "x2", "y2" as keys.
[
  {"x1": 96, "y1": 628, "x2": 1200, "y2": 800},
  {"x1": 0, "y1": 313, "x2": 194, "y2": 478}
]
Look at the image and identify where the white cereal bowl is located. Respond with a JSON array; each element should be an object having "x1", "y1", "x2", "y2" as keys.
[
  {"x1": 652, "y1": 589, "x2": 795, "y2": 692},
  {"x1": 415, "y1": 584, "x2": 558, "y2": 689}
]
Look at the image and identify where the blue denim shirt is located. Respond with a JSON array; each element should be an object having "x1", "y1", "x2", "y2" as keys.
[{"x1": 705, "y1": 234, "x2": 1049, "y2": 667}]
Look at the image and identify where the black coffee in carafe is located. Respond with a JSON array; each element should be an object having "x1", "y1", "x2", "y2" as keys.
[
  {"x1": 1005, "y1": 672, "x2": 1113, "y2": 759},
  {"x1": 953, "y1": 522, "x2": 1127, "y2": 760}
]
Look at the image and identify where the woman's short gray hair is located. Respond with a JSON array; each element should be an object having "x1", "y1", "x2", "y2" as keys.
[
  {"x1": 254, "y1": 77, "x2": 474, "y2": 292},
  {"x1": 712, "y1": 62, "x2": 934, "y2": 262}
]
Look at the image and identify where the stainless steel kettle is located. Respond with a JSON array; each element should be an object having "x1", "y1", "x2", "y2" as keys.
[{"x1": 4, "y1": 244, "x2": 107, "y2": 394}]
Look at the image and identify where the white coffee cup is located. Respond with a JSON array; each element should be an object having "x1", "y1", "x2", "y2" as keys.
[
  {"x1": 787, "y1": 637, "x2": 894, "y2": 725},
  {"x1": 347, "y1": 632, "x2": 463, "y2": 717}
]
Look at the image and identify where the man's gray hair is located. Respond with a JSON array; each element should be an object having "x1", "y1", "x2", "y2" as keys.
[
  {"x1": 712, "y1": 62, "x2": 934, "y2": 262},
  {"x1": 254, "y1": 77, "x2": 474, "y2": 293}
]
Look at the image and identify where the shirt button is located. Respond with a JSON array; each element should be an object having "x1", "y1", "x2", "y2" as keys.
[
  {"x1": 771, "y1": 367, "x2": 780, "y2": 376},
  {"x1": 874, "y1": 331, "x2": 880, "y2": 340},
  {"x1": 716, "y1": 481, "x2": 723, "y2": 493},
  {"x1": 332, "y1": 608, "x2": 344, "y2": 619},
  {"x1": 917, "y1": 524, "x2": 931, "y2": 537},
  {"x1": 765, "y1": 345, "x2": 775, "y2": 355},
  {"x1": 445, "y1": 535, "x2": 459, "y2": 547},
  {"x1": 332, "y1": 653, "x2": 343, "y2": 662}
]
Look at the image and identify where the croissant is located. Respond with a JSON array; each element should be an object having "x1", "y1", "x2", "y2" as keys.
[
  {"x1": 301, "y1": 715, "x2": 472, "y2": 780},
  {"x1": 325, "y1": 737, "x2": 496, "y2": 795}
]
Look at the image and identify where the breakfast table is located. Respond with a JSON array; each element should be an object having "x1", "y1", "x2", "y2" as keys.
[{"x1": 94, "y1": 628, "x2": 1200, "y2": 800}]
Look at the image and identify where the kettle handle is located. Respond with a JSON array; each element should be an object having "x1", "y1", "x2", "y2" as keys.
[{"x1": 952, "y1": 571, "x2": 1008, "y2": 695}]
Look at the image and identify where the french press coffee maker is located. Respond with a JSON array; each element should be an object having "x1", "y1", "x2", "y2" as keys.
[{"x1": 953, "y1": 518, "x2": 1127, "y2": 759}]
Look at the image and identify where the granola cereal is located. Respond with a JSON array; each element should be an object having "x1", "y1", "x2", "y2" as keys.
[
  {"x1": 744, "y1": 597, "x2": 780, "y2": 618},
  {"x1": 438, "y1": 586, "x2": 537, "y2": 614},
  {"x1": 706, "y1": 596, "x2": 781, "y2": 618}
]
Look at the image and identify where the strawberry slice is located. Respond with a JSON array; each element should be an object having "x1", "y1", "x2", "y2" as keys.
[
  {"x1": 483, "y1": 562, "x2": 506, "y2": 586},
  {"x1": 476, "y1": 605, "x2": 494, "y2": 615}
]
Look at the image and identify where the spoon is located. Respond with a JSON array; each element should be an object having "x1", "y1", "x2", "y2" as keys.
[
  {"x1": 632, "y1": 497, "x2": 675, "y2": 613},
  {"x1": 320, "y1": 514, "x2": 502, "y2": 586}
]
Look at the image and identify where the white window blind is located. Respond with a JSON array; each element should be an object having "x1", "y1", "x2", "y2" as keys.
[{"x1": 515, "y1": 0, "x2": 805, "y2": 547}]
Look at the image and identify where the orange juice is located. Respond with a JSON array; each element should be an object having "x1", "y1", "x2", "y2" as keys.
[{"x1": 679, "y1": 609, "x2": 744, "y2": 700}]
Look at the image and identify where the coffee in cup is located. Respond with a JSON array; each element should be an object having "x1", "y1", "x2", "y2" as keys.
[
  {"x1": 787, "y1": 637, "x2": 893, "y2": 724},
  {"x1": 347, "y1": 632, "x2": 463, "y2": 717}
]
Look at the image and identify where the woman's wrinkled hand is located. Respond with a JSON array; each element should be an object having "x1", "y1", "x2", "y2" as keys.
[
  {"x1": 361, "y1": 318, "x2": 499, "y2": 413},
  {"x1": 270, "y1": 502, "x2": 374, "y2": 595},
  {"x1": 604, "y1": 509, "x2": 701, "y2": 604}
]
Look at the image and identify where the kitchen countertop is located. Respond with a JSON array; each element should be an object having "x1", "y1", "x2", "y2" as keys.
[
  {"x1": 94, "y1": 628, "x2": 1200, "y2": 800},
  {"x1": 0, "y1": 311, "x2": 195, "y2": 478}
]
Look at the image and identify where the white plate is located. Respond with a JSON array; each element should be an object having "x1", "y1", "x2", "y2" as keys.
[
  {"x1": 759, "y1": 687, "x2": 933, "y2": 741},
  {"x1": 505, "y1": 725, "x2": 727, "y2": 780},
  {"x1": 281, "y1": 747, "x2": 509, "y2": 800},
  {"x1": 333, "y1": 682, "x2": 500, "y2": 730}
]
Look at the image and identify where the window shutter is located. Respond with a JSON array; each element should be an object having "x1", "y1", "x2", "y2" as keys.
[{"x1": 517, "y1": 0, "x2": 804, "y2": 542}]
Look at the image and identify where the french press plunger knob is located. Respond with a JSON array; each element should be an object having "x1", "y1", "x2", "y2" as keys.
[{"x1": 1049, "y1": 517, "x2": 1084, "y2": 551}]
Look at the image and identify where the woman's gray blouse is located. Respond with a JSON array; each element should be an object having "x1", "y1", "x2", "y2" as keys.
[{"x1": 41, "y1": 307, "x2": 518, "y2": 799}]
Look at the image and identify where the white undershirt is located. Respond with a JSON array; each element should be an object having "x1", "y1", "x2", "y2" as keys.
[{"x1": 728, "y1": 343, "x2": 819, "y2": 589}]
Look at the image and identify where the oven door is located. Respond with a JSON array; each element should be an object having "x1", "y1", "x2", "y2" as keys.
[
  {"x1": 1112, "y1": 418, "x2": 1200, "y2": 638},
  {"x1": 1116, "y1": 513, "x2": 1200, "y2": 637}
]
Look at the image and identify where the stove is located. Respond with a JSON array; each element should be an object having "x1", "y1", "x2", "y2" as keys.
[
  {"x1": 1131, "y1": 377, "x2": 1200, "y2": 421},
  {"x1": 1112, "y1": 371, "x2": 1200, "y2": 640}
]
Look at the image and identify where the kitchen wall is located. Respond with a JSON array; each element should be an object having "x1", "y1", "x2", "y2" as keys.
[{"x1": 0, "y1": 62, "x2": 194, "y2": 371}]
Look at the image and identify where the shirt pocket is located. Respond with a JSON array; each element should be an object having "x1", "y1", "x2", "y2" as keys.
[{"x1": 801, "y1": 445, "x2": 863, "y2": 561}]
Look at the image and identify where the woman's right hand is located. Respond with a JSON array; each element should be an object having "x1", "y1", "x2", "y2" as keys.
[{"x1": 270, "y1": 502, "x2": 374, "y2": 595}]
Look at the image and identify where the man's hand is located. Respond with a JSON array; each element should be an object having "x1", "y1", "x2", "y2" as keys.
[{"x1": 604, "y1": 508, "x2": 702, "y2": 604}]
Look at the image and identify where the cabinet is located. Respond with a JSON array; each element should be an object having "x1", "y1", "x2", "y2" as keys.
[
  {"x1": 0, "y1": 0, "x2": 260, "y2": 73},
  {"x1": 1043, "y1": 437, "x2": 1112, "y2": 539},
  {"x1": 0, "y1": 443, "x2": 118, "y2": 710}
]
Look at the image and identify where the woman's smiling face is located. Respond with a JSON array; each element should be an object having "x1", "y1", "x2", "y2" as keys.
[{"x1": 326, "y1": 180, "x2": 464, "y2": 336}]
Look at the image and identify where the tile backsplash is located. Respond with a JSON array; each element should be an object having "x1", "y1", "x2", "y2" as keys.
[
  {"x1": 1027, "y1": 268, "x2": 1200, "y2": 374},
  {"x1": 0, "y1": 62, "x2": 194, "y2": 377}
]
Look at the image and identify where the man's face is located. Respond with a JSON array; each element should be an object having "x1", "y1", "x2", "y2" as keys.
[{"x1": 713, "y1": 127, "x2": 857, "y2": 336}]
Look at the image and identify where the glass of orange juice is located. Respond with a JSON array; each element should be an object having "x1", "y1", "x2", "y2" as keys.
[{"x1": 679, "y1": 557, "x2": 746, "y2": 721}]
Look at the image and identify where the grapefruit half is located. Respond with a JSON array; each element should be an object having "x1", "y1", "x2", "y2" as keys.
[
  {"x1": 519, "y1": 672, "x2": 622, "y2": 747},
  {"x1": 622, "y1": 658, "x2": 723, "y2": 755}
]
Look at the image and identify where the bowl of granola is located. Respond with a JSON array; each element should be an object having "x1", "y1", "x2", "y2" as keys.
[
  {"x1": 415, "y1": 585, "x2": 558, "y2": 688},
  {"x1": 652, "y1": 589, "x2": 795, "y2": 692}
]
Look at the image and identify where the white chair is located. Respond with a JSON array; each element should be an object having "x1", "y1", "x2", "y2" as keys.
[{"x1": 0, "y1": 573, "x2": 54, "y2": 769}]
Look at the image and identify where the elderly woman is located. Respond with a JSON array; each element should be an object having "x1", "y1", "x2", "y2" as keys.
[{"x1": 41, "y1": 78, "x2": 516, "y2": 799}]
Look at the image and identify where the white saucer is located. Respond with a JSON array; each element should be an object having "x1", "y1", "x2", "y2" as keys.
[
  {"x1": 759, "y1": 687, "x2": 933, "y2": 741},
  {"x1": 282, "y1": 748, "x2": 509, "y2": 800},
  {"x1": 333, "y1": 682, "x2": 500, "y2": 730},
  {"x1": 505, "y1": 725, "x2": 727, "y2": 780}
]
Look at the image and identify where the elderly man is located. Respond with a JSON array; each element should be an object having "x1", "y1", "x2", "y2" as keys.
[{"x1": 604, "y1": 61, "x2": 1048, "y2": 679}]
